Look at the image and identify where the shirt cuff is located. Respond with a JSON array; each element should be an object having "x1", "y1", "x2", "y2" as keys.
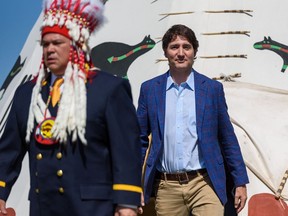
[{"x1": 118, "y1": 204, "x2": 138, "y2": 210}]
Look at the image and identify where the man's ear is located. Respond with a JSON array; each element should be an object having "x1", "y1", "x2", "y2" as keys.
[
  {"x1": 164, "y1": 51, "x2": 167, "y2": 58},
  {"x1": 194, "y1": 50, "x2": 198, "y2": 59}
]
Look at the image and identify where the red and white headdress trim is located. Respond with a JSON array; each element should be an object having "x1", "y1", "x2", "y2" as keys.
[{"x1": 42, "y1": 0, "x2": 104, "y2": 51}]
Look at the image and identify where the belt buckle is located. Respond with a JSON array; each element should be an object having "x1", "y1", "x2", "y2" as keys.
[{"x1": 178, "y1": 172, "x2": 189, "y2": 184}]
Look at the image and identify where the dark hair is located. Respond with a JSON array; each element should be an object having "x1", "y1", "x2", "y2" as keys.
[{"x1": 162, "y1": 24, "x2": 199, "y2": 55}]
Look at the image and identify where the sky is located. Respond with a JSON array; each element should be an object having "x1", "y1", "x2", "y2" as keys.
[{"x1": 0, "y1": 2, "x2": 41, "y2": 86}]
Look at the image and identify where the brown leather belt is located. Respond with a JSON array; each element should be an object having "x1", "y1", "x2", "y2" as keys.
[{"x1": 156, "y1": 169, "x2": 207, "y2": 184}]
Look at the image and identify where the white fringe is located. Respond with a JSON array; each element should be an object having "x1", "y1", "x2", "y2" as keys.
[
  {"x1": 74, "y1": 66, "x2": 87, "y2": 145},
  {"x1": 51, "y1": 62, "x2": 87, "y2": 145},
  {"x1": 25, "y1": 65, "x2": 46, "y2": 142},
  {"x1": 26, "y1": 61, "x2": 88, "y2": 145}
]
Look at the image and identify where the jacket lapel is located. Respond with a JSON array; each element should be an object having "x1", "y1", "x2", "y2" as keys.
[
  {"x1": 154, "y1": 71, "x2": 207, "y2": 140},
  {"x1": 154, "y1": 72, "x2": 168, "y2": 139},
  {"x1": 194, "y1": 71, "x2": 207, "y2": 141}
]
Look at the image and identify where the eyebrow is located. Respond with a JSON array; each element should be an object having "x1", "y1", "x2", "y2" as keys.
[
  {"x1": 41, "y1": 39, "x2": 64, "y2": 45},
  {"x1": 169, "y1": 43, "x2": 192, "y2": 47}
]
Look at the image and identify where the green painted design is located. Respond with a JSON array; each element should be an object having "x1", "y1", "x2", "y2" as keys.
[
  {"x1": 108, "y1": 56, "x2": 113, "y2": 63},
  {"x1": 253, "y1": 44, "x2": 262, "y2": 49},
  {"x1": 10, "y1": 67, "x2": 22, "y2": 76},
  {"x1": 134, "y1": 47, "x2": 141, "y2": 52},
  {"x1": 254, "y1": 36, "x2": 288, "y2": 72},
  {"x1": 118, "y1": 55, "x2": 126, "y2": 61},
  {"x1": 271, "y1": 45, "x2": 281, "y2": 50},
  {"x1": 107, "y1": 43, "x2": 156, "y2": 63}
]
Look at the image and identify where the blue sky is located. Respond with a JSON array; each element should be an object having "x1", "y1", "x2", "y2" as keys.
[{"x1": 0, "y1": 2, "x2": 41, "y2": 86}]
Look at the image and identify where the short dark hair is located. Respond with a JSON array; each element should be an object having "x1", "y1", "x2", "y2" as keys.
[{"x1": 162, "y1": 24, "x2": 199, "y2": 55}]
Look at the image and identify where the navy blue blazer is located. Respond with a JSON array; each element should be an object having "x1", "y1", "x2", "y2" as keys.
[
  {"x1": 137, "y1": 70, "x2": 249, "y2": 205},
  {"x1": 0, "y1": 71, "x2": 142, "y2": 216}
]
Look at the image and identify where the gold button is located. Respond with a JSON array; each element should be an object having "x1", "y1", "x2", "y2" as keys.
[
  {"x1": 56, "y1": 152, "x2": 62, "y2": 159},
  {"x1": 36, "y1": 153, "x2": 43, "y2": 160},
  {"x1": 35, "y1": 188, "x2": 40, "y2": 194},
  {"x1": 57, "y1": 170, "x2": 63, "y2": 177},
  {"x1": 58, "y1": 187, "x2": 64, "y2": 194}
]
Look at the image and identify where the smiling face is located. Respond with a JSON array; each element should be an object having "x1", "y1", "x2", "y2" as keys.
[
  {"x1": 164, "y1": 35, "x2": 195, "y2": 74},
  {"x1": 42, "y1": 33, "x2": 71, "y2": 76}
]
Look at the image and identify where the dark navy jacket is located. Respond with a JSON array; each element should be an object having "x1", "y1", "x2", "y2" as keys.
[{"x1": 0, "y1": 71, "x2": 142, "y2": 216}]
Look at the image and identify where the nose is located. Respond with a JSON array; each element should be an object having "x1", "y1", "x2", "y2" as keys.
[
  {"x1": 46, "y1": 43, "x2": 55, "y2": 53},
  {"x1": 177, "y1": 47, "x2": 184, "y2": 56}
]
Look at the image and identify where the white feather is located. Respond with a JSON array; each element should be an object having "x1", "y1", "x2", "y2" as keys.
[{"x1": 58, "y1": 14, "x2": 66, "y2": 26}]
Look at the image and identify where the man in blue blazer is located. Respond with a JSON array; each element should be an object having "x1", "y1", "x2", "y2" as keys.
[
  {"x1": 137, "y1": 24, "x2": 249, "y2": 216},
  {"x1": 0, "y1": 1, "x2": 142, "y2": 215}
]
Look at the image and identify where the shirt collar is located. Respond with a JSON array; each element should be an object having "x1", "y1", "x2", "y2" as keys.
[
  {"x1": 166, "y1": 75, "x2": 174, "y2": 91},
  {"x1": 51, "y1": 73, "x2": 64, "y2": 86},
  {"x1": 166, "y1": 70, "x2": 195, "y2": 91},
  {"x1": 186, "y1": 71, "x2": 195, "y2": 91}
]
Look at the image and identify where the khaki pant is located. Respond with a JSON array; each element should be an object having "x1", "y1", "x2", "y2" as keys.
[{"x1": 152, "y1": 171, "x2": 223, "y2": 216}]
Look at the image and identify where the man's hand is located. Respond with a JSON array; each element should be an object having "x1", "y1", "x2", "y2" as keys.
[
  {"x1": 137, "y1": 192, "x2": 145, "y2": 214},
  {"x1": 234, "y1": 185, "x2": 247, "y2": 213},
  {"x1": 114, "y1": 206, "x2": 137, "y2": 216},
  {"x1": 0, "y1": 199, "x2": 7, "y2": 215}
]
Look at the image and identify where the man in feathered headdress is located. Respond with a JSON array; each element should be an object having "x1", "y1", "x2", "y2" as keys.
[{"x1": 0, "y1": 0, "x2": 142, "y2": 215}]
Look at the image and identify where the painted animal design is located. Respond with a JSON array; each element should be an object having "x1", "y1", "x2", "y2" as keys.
[
  {"x1": 0, "y1": 56, "x2": 26, "y2": 100},
  {"x1": 254, "y1": 36, "x2": 288, "y2": 72},
  {"x1": 0, "y1": 74, "x2": 32, "y2": 134},
  {"x1": 91, "y1": 35, "x2": 155, "y2": 78}
]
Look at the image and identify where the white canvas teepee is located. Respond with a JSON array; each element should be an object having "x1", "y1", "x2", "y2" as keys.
[{"x1": 1, "y1": 0, "x2": 288, "y2": 215}]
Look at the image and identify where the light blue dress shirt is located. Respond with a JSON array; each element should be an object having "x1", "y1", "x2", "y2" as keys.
[
  {"x1": 51, "y1": 73, "x2": 63, "y2": 86},
  {"x1": 157, "y1": 71, "x2": 205, "y2": 173}
]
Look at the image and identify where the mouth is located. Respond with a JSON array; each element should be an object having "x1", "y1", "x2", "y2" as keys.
[
  {"x1": 176, "y1": 59, "x2": 186, "y2": 63},
  {"x1": 46, "y1": 58, "x2": 56, "y2": 64}
]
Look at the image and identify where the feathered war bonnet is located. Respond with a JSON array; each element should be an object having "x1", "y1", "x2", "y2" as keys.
[{"x1": 25, "y1": 0, "x2": 105, "y2": 145}]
